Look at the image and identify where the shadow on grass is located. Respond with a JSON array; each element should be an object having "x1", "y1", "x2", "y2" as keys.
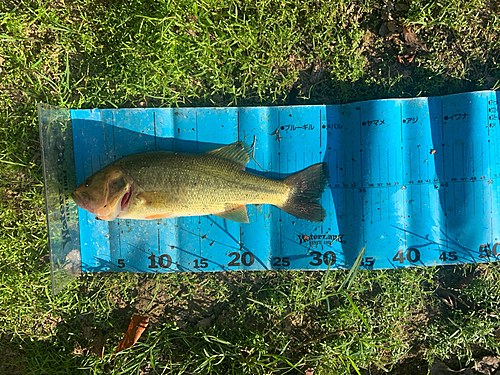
[
  {"x1": 286, "y1": 62, "x2": 500, "y2": 107},
  {"x1": 7, "y1": 68, "x2": 497, "y2": 374}
]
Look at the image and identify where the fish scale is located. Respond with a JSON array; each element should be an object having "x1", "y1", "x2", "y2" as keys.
[
  {"x1": 72, "y1": 142, "x2": 327, "y2": 223},
  {"x1": 121, "y1": 153, "x2": 289, "y2": 212}
]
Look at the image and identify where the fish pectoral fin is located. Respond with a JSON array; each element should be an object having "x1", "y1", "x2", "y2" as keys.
[
  {"x1": 137, "y1": 191, "x2": 174, "y2": 206},
  {"x1": 214, "y1": 204, "x2": 249, "y2": 223},
  {"x1": 205, "y1": 141, "x2": 251, "y2": 168}
]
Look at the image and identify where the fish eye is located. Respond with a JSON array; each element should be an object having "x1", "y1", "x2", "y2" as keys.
[{"x1": 84, "y1": 178, "x2": 92, "y2": 187}]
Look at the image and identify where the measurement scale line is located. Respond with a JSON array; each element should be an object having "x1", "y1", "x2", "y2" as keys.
[
  {"x1": 394, "y1": 146, "x2": 398, "y2": 184},
  {"x1": 418, "y1": 145, "x2": 421, "y2": 183},
  {"x1": 195, "y1": 111, "x2": 199, "y2": 150},
  {"x1": 360, "y1": 148, "x2": 363, "y2": 189},
  {"x1": 153, "y1": 111, "x2": 157, "y2": 151},
  {"x1": 319, "y1": 109, "x2": 322, "y2": 148},
  {"x1": 401, "y1": 146, "x2": 404, "y2": 188},
  {"x1": 359, "y1": 107, "x2": 362, "y2": 146},
  {"x1": 387, "y1": 148, "x2": 390, "y2": 189},
  {"x1": 277, "y1": 110, "x2": 281, "y2": 151},
  {"x1": 441, "y1": 100, "x2": 444, "y2": 143},
  {"x1": 492, "y1": 217, "x2": 494, "y2": 247},
  {"x1": 157, "y1": 228, "x2": 160, "y2": 255},
  {"x1": 378, "y1": 148, "x2": 381, "y2": 186},
  {"x1": 487, "y1": 95, "x2": 491, "y2": 137},
  {"x1": 332, "y1": 181, "x2": 452, "y2": 190},
  {"x1": 400, "y1": 102, "x2": 403, "y2": 143},
  {"x1": 353, "y1": 149, "x2": 356, "y2": 189},
  {"x1": 111, "y1": 111, "x2": 116, "y2": 159},
  {"x1": 489, "y1": 141, "x2": 493, "y2": 242},
  {"x1": 118, "y1": 222, "x2": 122, "y2": 264},
  {"x1": 409, "y1": 147, "x2": 412, "y2": 186},
  {"x1": 239, "y1": 226, "x2": 243, "y2": 251},
  {"x1": 462, "y1": 142, "x2": 465, "y2": 181}
]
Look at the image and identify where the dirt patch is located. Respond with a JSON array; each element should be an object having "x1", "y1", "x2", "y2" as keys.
[
  {"x1": 66, "y1": 261, "x2": 500, "y2": 374},
  {"x1": 0, "y1": 335, "x2": 27, "y2": 375}
]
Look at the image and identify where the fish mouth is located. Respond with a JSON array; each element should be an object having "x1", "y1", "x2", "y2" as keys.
[{"x1": 71, "y1": 190, "x2": 90, "y2": 210}]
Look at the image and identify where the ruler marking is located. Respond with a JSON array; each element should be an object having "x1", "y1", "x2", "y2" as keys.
[
  {"x1": 359, "y1": 147, "x2": 363, "y2": 189},
  {"x1": 409, "y1": 147, "x2": 412, "y2": 185},
  {"x1": 278, "y1": 147, "x2": 281, "y2": 179},
  {"x1": 441, "y1": 100, "x2": 444, "y2": 143},
  {"x1": 153, "y1": 111, "x2": 157, "y2": 151},
  {"x1": 118, "y1": 223, "x2": 122, "y2": 262},
  {"x1": 487, "y1": 96, "x2": 491, "y2": 137},
  {"x1": 237, "y1": 109, "x2": 240, "y2": 140},
  {"x1": 359, "y1": 106, "x2": 362, "y2": 146},
  {"x1": 400, "y1": 102, "x2": 403, "y2": 143},
  {"x1": 387, "y1": 148, "x2": 390, "y2": 188},
  {"x1": 491, "y1": 207, "x2": 494, "y2": 247},
  {"x1": 278, "y1": 111, "x2": 281, "y2": 150},
  {"x1": 462, "y1": 142, "x2": 465, "y2": 182},
  {"x1": 352, "y1": 149, "x2": 356, "y2": 189},
  {"x1": 394, "y1": 146, "x2": 398, "y2": 183},
  {"x1": 319, "y1": 108, "x2": 322, "y2": 148},
  {"x1": 335, "y1": 149, "x2": 338, "y2": 188},
  {"x1": 471, "y1": 139, "x2": 475, "y2": 215},
  {"x1": 452, "y1": 142, "x2": 455, "y2": 181},
  {"x1": 157, "y1": 228, "x2": 160, "y2": 256},
  {"x1": 378, "y1": 147, "x2": 381, "y2": 187},
  {"x1": 490, "y1": 140, "x2": 493, "y2": 230},
  {"x1": 403, "y1": 221, "x2": 407, "y2": 251},
  {"x1": 418, "y1": 144, "x2": 421, "y2": 184},
  {"x1": 401, "y1": 146, "x2": 404, "y2": 186},
  {"x1": 111, "y1": 112, "x2": 116, "y2": 159},
  {"x1": 195, "y1": 111, "x2": 199, "y2": 150},
  {"x1": 421, "y1": 184, "x2": 424, "y2": 218},
  {"x1": 441, "y1": 101, "x2": 448, "y2": 247},
  {"x1": 239, "y1": 226, "x2": 243, "y2": 251}
]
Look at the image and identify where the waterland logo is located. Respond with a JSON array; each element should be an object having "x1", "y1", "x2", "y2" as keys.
[{"x1": 298, "y1": 233, "x2": 343, "y2": 246}]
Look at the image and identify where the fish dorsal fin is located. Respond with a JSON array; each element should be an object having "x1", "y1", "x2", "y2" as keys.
[
  {"x1": 206, "y1": 141, "x2": 251, "y2": 167},
  {"x1": 214, "y1": 204, "x2": 249, "y2": 223}
]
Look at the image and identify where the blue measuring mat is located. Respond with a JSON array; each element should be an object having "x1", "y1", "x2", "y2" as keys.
[{"x1": 38, "y1": 90, "x2": 500, "y2": 293}]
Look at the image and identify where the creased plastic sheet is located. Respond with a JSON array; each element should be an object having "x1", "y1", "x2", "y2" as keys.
[{"x1": 38, "y1": 91, "x2": 500, "y2": 293}]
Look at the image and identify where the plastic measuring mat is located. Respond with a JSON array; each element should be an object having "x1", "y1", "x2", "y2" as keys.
[{"x1": 38, "y1": 90, "x2": 500, "y2": 293}]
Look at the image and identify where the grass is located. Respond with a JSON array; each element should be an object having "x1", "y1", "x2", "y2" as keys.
[{"x1": 1, "y1": 0, "x2": 500, "y2": 373}]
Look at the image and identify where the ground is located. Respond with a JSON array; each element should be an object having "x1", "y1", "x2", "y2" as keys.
[{"x1": 1, "y1": 0, "x2": 500, "y2": 373}]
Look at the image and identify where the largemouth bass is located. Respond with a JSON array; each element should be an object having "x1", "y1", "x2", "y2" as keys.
[{"x1": 71, "y1": 141, "x2": 328, "y2": 223}]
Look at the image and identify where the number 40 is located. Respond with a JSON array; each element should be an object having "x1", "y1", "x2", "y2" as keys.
[{"x1": 392, "y1": 248, "x2": 421, "y2": 264}]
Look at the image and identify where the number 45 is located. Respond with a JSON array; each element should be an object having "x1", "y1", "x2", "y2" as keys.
[{"x1": 439, "y1": 251, "x2": 458, "y2": 262}]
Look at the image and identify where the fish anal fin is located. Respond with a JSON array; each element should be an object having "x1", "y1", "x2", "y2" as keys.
[
  {"x1": 145, "y1": 213, "x2": 174, "y2": 219},
  {"x1": 206, "y1": 141, "x2": 251, "y2": 167},
  {"x1": 214, "y1": 204, "x2": 249, "y2": 223}
]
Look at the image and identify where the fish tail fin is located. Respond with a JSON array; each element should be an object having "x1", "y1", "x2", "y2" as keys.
[{"x1": 279, "y1": 162, "x2": 328, "y2": 223}]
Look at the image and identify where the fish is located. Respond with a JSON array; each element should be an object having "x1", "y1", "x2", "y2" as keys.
[{"x1": 71, "y1": 141, "x2": 328, "y2": 223}]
